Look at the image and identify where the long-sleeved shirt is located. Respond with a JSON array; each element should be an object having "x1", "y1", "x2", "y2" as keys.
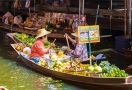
[
  {"x1": 71, "y1": 40, "x2": 88, "y2": 61},
  {"x1": 30, "y1": 40, "x2": 49, "y2": 59},
  {"x1": 14, "y1": 16, "x2": 23, "y2": 25}
]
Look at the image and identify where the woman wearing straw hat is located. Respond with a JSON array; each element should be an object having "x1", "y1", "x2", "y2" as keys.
[
  {"x1": 64, "y1": 32, "x2": 88, "y2": 61},
  {"x1": 30, "y1": 28, "x2": 55, "y2": 60}
]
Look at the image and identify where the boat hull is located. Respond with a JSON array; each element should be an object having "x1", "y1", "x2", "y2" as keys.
[
  {"x1": 124, "y1": 49, "x2": 132, "y2": 58},
  {"x1": 19, "y1": 54, "x2": 132, "y2": 89},
  {"x1": 9, "y1": 41, "x2": 132, "y2": 89}
]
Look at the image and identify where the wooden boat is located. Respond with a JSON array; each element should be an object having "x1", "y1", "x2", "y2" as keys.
[
  {"x1": 7, "y1": 32, "x2": 108, "y2": 65},
  {"x1": 111, "y1": 49, "x2": 132, "y2": 58},
  {"x1": 111, "y1": 49, "x2": 132, "y2": 74},
  {"x1": 10, "y1": 43, "x2": 132, "y2": 89},
  {"x1": 123, "y1": 48, "x2": 132, "y2": 58},
  {"x1": 2, "y1": 24, "x2": 74, "y2": 39}
]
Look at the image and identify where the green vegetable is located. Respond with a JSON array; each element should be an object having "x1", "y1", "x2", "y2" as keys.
[
  {"x1": 44, "y1": 40, "x2": 51, "y2": 48},
  {"x1": 87, "y1": 65, "x2": 94, "y2": 72}
]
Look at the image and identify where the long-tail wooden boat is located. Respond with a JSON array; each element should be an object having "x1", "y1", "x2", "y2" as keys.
[
  {"x1": 111, "y1": 48, "x2": 132, "y2": 58},
  {"x1": 123, "y1": 48, "x2": 132, "y2": 58},
  {"x1": 10, "y1": 43, "x2": 132, "y2": 89},
  {"x1": 7, "y1": 32, "x2": 108, "y2": 65},
  {"x1": 3, "y1": 23, "x2": 112, "y2": 39},
  {"x1": 2, "y1": 24, "x2": 74, "y2": 39}
]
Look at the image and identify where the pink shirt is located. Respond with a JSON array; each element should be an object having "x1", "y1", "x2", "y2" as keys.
[{"x1": 30, "y1": 40, "x2": 49, "y2": 59}]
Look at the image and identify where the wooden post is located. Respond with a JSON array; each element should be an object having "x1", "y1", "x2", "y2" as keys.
[
  {"x1": 95, "y1": 4, "x2": 99, "y2": 25},
  {"x1": 82, "y1": 0, "x2": 84, "y2": 15},
  {"x1": 110, "y1": 0, "x2": 112, "y2": 35},
  {"x1": 79, "y1": 0, "x2": 81, "y2": 21},
  {"x1": 34, "y1": 0, "x2": 36, "y2": 13},
  {"x1": 126, "y1": 0, "x2": 131, "y2": 35},
  {"x1": 40, "y1": 0, "x2": 42, "y2": 13},
  {"x1": 124, "y1": 0, "x2": 127, "y2": 35},
  {"x1": 13, "y1": 0, "x2": 15, "y2": 16}
]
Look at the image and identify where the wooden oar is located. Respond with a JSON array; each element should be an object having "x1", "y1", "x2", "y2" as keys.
[{"x1": 65, "y1": 34, "x2": 70, "y2": 49}]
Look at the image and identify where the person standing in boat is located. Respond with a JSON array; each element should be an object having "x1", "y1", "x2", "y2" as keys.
[
  {"x1": 30, "y1": 28, "x2": 55, "y2": 60},
  {"x1": 13, "y1": 12, "x2": 23, "y2": 26},
  {"x1": 64, "y1": 32, "x2": 88, "y2": 61}
]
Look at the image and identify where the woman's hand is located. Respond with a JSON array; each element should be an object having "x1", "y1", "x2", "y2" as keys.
[
  {"x1": 68, "y1": 48, "x2": 72, "y2": 52},
  {"x1": 49, "y1": 39, "x2": 56, "y2": 48},
  {"x1": 50, "y1": 42, "x2": 54, "y2": 48},
  {"x1": 64, "y1": 33, "x2": 68, "y2": 38}
]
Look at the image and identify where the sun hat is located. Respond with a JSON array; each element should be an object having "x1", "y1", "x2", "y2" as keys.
[
  {"x1": 3, "y1": 12, "x2": 13, "y2": 17},
  {"x1": 71, "y1": 31, "x2": 78, "y2": 37},
  {"x1": 35, "y1": 28, "x2": 50, "y2": 39}
]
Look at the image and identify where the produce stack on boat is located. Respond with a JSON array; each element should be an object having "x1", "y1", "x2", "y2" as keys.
[
  {"x1": 15, "y1": 43, "x2": 129, "y2": 78},
  {"x1": 22, "y1": 14, "x2": 43, "y2": 30},
  {"x1": 11, "y1": 33, "x2": 129, "y2": 78}
]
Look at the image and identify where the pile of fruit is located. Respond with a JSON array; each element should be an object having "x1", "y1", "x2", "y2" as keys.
[
  {"x1": 15, "y1": 33, "x2": 35, "y2": 47},
  {"x1": 14, "y1": 33, "x2": 129, "y2": 78},
  {"x1": 50, "y1": 59, "x2": 89, "y2": 73},
  {"x1": 15, "y1": 43, "x2": 24, "y2": 51},
  {"x1": 24, "y1": 19, "x2": 34, "y2": 28},
  {"x1": 15, "y1": 33, "x2": 57, "y2": 49},
  {"x1": 46, "y1": 59, "x2": 129, "y2": 77},
  {"x1": 99, "y1": 61, "x2": 129, "y2": 77}
]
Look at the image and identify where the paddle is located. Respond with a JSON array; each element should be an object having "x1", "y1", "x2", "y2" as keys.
[
  {"x1": 65, "y1": 34, "x2": 70, "y2": 49},
  {"x1": 52, "y1": 38, "x2": 56, "y2": 43}
]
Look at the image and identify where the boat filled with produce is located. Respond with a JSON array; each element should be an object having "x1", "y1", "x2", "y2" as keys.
[{"x1": 8, "y1": 33, "x2": 132, "y2": 88}]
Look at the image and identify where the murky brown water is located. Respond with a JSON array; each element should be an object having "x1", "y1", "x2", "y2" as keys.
[{"x1": 0, "y1": 28, "x2": 132, "y2": 90}]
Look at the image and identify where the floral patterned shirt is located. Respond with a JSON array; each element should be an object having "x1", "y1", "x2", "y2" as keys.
[{"x1": 71, "y1": 40, "x2": 88, "y2": 61}]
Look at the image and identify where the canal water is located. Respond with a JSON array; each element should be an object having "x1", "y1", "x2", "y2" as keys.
[{"x1": 0, "y1": 29, "x2": 132, "y2": 90}]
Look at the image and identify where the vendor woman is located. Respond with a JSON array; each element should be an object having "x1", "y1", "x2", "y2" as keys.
[
  {"x1": 30, "y1": 28, "x2": 55, "y2": 60},
  {"x1": 64, "y1": 32, "x2": 88, "y2": 61}
]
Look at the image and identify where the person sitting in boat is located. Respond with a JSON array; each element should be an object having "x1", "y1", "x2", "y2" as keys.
[
  {"x1": 4, "y1": 17, "x2": 9, "y2": 25},
  {"x1": 13, "y1": 12, "x2": 23, "y2": 26},
  {"x1": 24, "y1": 17, "x2": 33, "y2": 28},
  {"x1": 30, "y1": 28, "x2": 55, "y2": 61},
  {"x1": 31, "y1": 14, "x2": 38, "y2": 22},
  {"x1": 64, "y1": 32, "x2": 88, "y2": 61}
]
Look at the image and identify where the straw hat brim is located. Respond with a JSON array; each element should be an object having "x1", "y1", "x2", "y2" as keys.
[
  {"x1": 3, "y1": 12, "x2": 13, "y2": 17},
  {"x1": 71, "y1": 33, "x2": 78, "y2": 37},
  {"x1": 35, "y1": 28, "x2": 51, "y2": 39}
]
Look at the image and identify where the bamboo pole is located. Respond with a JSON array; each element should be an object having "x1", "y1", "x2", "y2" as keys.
[
  {"x1": 95, "y1": 4, "x2": 99, "y2": 25},
  {"x1": 66, "y1": 35, "x2": 70, "y2": 49},
  {"x1": 88, "y1": 31, "x2": 92, "y2": 65}
]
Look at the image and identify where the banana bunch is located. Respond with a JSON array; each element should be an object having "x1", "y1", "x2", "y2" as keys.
[
  {"x1": 57, "y1": 50, "x2": 64, "y2": 57},
  {"x1": 90, "y1": 55, "x2": 95, "y2": 60},
  {"x1": 40, "y1": 59, "x2": 46, "y2": 67}
]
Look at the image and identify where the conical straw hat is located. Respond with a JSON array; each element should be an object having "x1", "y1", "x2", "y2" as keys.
[
  {"x1": 71, "y1": 31, "x2": 78, "y2": 37},
  {"x1": 3, "y1": 12, "x2": 13, "y2": 17},
  {"x1": 35, "y1": 28, "x2": 50, "y2": 39}
]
